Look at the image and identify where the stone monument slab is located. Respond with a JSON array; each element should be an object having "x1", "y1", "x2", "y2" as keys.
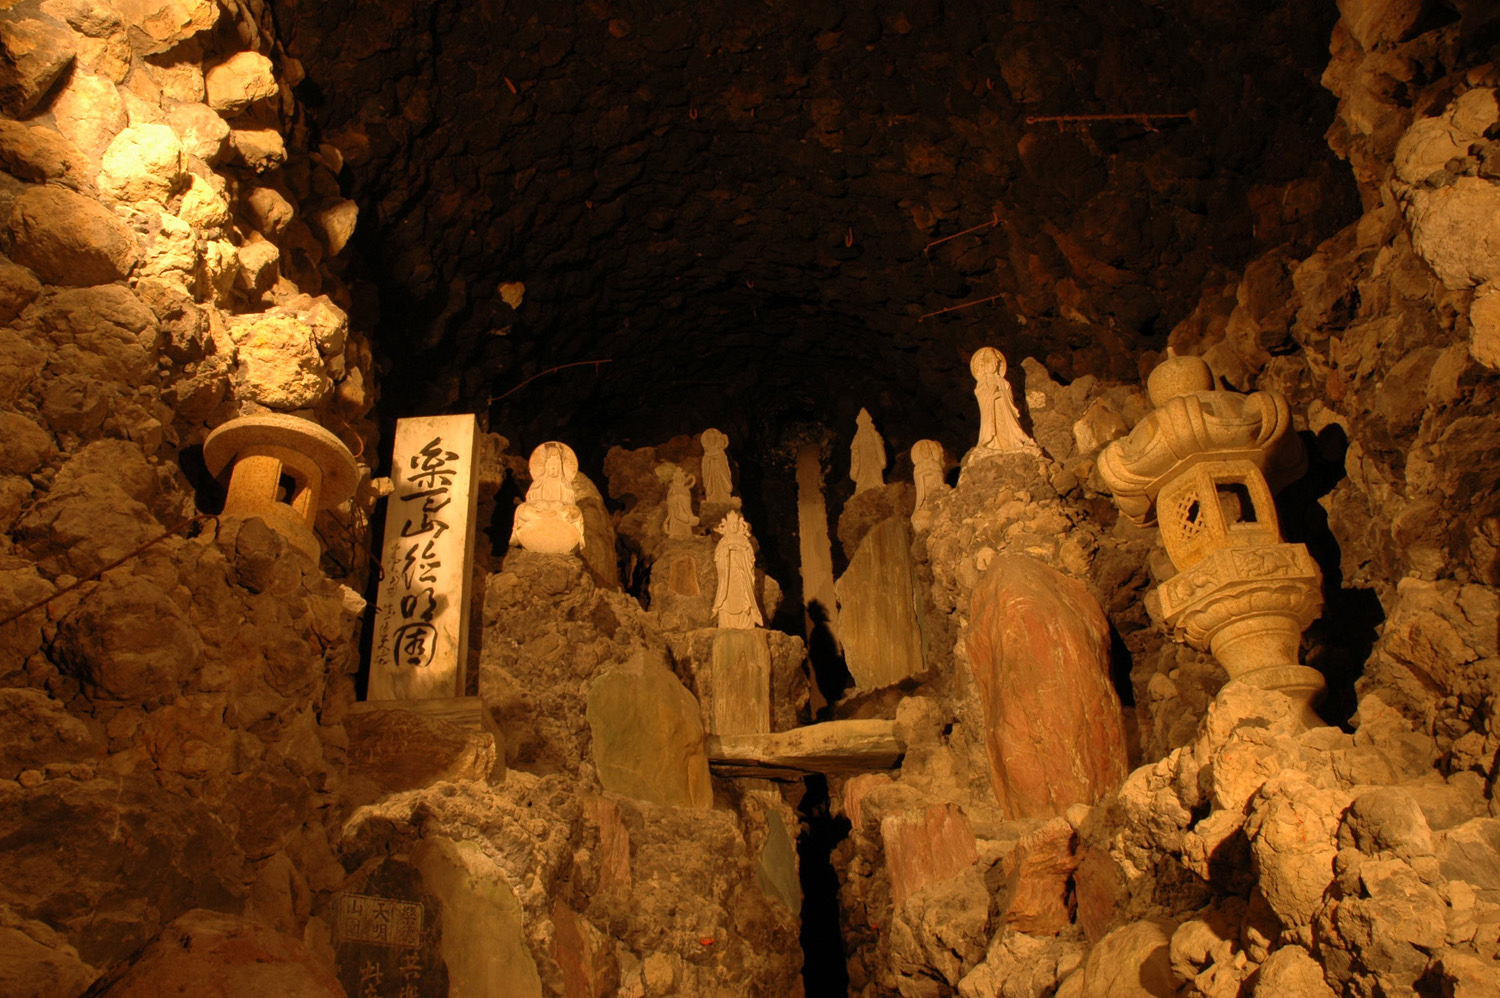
[
  {"x1": 369, "y1": 414, "x2": 481, "y2": 701},
  {"x1": 709, "y1": 628, "x2": 772, "y2": 736}
]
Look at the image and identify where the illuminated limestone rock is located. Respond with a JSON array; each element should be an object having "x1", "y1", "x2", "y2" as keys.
[
  {"x1": 202, "y1": 413, "x2": 359, "y2": 562},
  {"x1": 510, "y1": 441, "x2": 585, "y2": 555},
  {"x1": 849, "y1": 407, "x2": 886, "y2": 493},
  {"x1": 970, "y1": 346, "x2": 1041, "y2": 457},
  {"x1": 1098, "y1": 354, "x2": 1325, "y2": 721}
]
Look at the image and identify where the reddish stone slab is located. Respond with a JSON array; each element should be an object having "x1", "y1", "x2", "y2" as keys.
[
  {"x1": 880, "y1": 803, "x2": 979, "y2": 907},
  {"x1": 964, "y1": 555, "x2": 1130, "y2": 819}
]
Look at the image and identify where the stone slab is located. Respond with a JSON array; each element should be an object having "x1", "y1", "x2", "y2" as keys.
[
  {"x1": 345, "y1": 696, "x2": 503, "y2": 798},
  {"x1": 709, "y1": 628, "x2": 771, "y2": 736},
  {"x1": 880, "y1": 803, "x2": 979, "y2": 907},
  {"x1": 706, "y1": 719, "x2": 904, "y2": 778},
  {"x1": 586, "y1": 656, "x2": 713, "y2": 808},
  {"x1": 835, "y1": 516, "x2": 927, "y2": 690},
  {"x1": 964, "y1": 554, "x2": 1130, "y2": 819},
  {"x1": 370, "y1": 414, "x2": 482, "y2": 700}
]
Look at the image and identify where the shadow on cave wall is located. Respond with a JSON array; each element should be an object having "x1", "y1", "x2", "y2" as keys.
[{"x1": 1279, "y1": 426, "x2": 1384, "y2": 728}]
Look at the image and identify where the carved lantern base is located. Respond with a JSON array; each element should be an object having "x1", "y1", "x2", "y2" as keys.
[{"x1": 1148, "y1": 542, "x2": 1326, "y2": 725}]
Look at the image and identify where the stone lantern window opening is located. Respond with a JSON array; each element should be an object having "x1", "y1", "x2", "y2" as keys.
[
  {"x1": 1156, "y1": 460, "x2": 1281, "y2": 571},
  {"x1": 203, "y1": 414, "x2": 360, "y2": 561}
]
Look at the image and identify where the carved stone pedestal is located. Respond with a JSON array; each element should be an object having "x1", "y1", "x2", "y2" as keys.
[
  {"x1": 1149, "y1": 543, "x2": 1325, "y2": 724},
  {"x1": 1099, "y1": 355, "x2": 1328, "y2": 724}
]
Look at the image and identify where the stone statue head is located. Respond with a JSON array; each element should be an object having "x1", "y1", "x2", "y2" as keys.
[
  {"x1": 911, "y1": 438, "x2": 945, "y2": 467},
  {"x1": 715, "y1": 508, "x2": 751, "y2": 539},
  {"x1": 529, "y1": 440, "x2": 578, "y2": 482},
  {"x1": 701, "y1": 427, "x2": 728, "y2": 452},
  {"x1": 970, "y1": 346, "x2": 1004, "y2": 379}
]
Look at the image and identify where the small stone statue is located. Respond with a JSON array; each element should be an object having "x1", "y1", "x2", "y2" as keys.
[
  {"x1": 663, "y1": 464, "x2": 700, "y2": 539},
  {"x1": 850, "y1": 407, "x2": 886, "y2": 493},
  {"x1": 971, "y1": 347, "x2": 1041, "y2": 456},
  {"x1": 911, "y1": 439, "x2": 948, "y2": 511},
  {"x1": 712, "y1": 510, "x2": 763, "y2": 629},
  {"x1": 700, "y1": 427, "x2": 735, "y2": 504},
  {"x1": 510, "y1": 441, "x2": 586, "y2": 554}
]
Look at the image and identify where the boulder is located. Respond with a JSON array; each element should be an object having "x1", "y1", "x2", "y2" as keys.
[
  {"x1": 1339, "y1": 786, "x2": 1435, "y2": 861},
  {"x1": 228, "y1": 127, "x2": 287, "y2": 172},
  {"x1": 1470, "y1": 282, "x2": 1500, "y2": 371},
  {"x1": 964, "y1": 554, "x2": 1130, "y2": 819},
  {"x1": 309, "y1": 197, "x2": 358, "y2": 255},
  {"x1": 87, "y1": 909, "x2": 340, "y2": 998},
  {"x1": 50, "y1": 71, "x2": 127, "y2": 156},
  {"x1": 5, "y1": 186, "x2": 139, "y2": 286},
  {"x1": 1405, "y1": 177, "x2": 1500, "y2": 289},
  {"x1": 227, "y1": 310, "x2": 333, "y2": 410},
  {"x1": 0, "y1": 909, "x2": 95, "y2": 998},
  {"x1": 166, "y1": 101, "x2": 230, "y2": 162},
  {"x1": 97, "y1": 124, "x2": 188, "y2": 204},
  {"x1": 1244, "y1": 775, "x2": 1349, "y2": 928},
  {"x1": 0, "y1": 777, "x2": 242, "y2": 965},
  {"x1": 1078, "y1": 918, "x2": 1180, "y2": 998},
  {"x1": 411, "y1": 837, "x2": 543, "y2": 998},
  {"x1": 1250, "y1": 946, "x2": 1335, "y2": 998},
  {"x1": 344, "y1": 705, "x2": 498, "y2": 799},
  {"x1": 0, "y1": 410, "x2": 54, "y2": 474},
  {"x1": 0, "y1": 687, "x2": 102, "y2": 780},
  {"x1": 205, "y1": 51, "x2": 278, "y2": 114},
  {"x1": 1336, "y1": 0, "x2": 1428, "y2": 51},
  {"x1": 52, "y1": 573, "x2": 203, "y2": 703},
  {"x1": 1001, "y1": 817, "x2": 1079, "y2": 935},
  {"x1": 0, "y1": 260, "x2": 41, "y2": 322},
  {"x1": 18, "y1": 474, "x2": 161, "y2": 577},
  {"x1": 0, "y1": 120, "x2": 90, "y2": 188},
  {"x1": 0, "y1": 16, "x2": 76, "y2": 117}
]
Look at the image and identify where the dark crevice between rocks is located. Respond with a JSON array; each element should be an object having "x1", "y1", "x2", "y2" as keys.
[
  {"x1": 807, "y1": 600, "x2": 853, "y2": 719},
  {"x1": 797, "y1": 774, "x2": 852, "y2": 997},
  {"x1": 1280, "y1": 427, "x2": 1384, "y2": 729}
]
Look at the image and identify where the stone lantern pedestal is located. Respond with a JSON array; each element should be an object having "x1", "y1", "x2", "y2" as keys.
[
  {"x1": 1099, "y1": 357, "x2": 1326, "y2": 723},
  {"x1": 203, "y1": 413, "x2": 359, "y2": 561}
]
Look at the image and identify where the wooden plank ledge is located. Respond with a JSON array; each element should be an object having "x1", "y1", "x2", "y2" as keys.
[{"x1": 707, "y1": 719, "x2": 904, "y2": 779}]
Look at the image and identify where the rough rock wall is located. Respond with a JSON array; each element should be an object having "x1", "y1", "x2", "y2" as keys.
[{"x1": 0, "y1": 0, "x2": 376, "y2": 989}]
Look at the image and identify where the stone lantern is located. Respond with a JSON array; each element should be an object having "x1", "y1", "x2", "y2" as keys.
[
  {"x1": 203, "y1": 413, "x2": 360, "y2": 561},
  {"x1": 1098, "y1": 356, "x2": 1325, "y2": 723}
]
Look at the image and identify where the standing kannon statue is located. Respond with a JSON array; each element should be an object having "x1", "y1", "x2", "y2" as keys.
[
  {"x1": 970, "y1": 346, "x2": 1041, "y2": 456},
  {"x1": 510, "y1": 441, "x2": 586, "y2": 554},
  {"x1": 849, "y1": 407, "x2": 887, "y2": 493},
  {"x1": 663, "y1": 464, "x2": 700, "y2": 539},
  {"x1": 910, "y1": 438, "x2": 948, "y2": 511},
  {"x1": 700, "y1": 428, "x2": 735, "y2": 504},
  {"x1": 712, "y1": 510, "x2": 763, "y2": 629}
]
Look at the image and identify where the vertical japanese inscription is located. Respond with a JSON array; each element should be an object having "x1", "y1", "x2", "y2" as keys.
[
  {"x1": 390, "y1": 436, "x2": 458, "y2": 670},
  {"x1": 370, "y1": 414, "x2": 481, "y2": 700}
]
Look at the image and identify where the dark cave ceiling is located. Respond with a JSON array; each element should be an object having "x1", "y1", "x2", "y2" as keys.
[{"x1": 273, "y1": 0, "x2": 1358, "y2": 467}]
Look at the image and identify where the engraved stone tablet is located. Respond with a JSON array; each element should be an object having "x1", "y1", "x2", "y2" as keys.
[{"x1": 370, "y1": 414, "x2": 481, "y2": 700}]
